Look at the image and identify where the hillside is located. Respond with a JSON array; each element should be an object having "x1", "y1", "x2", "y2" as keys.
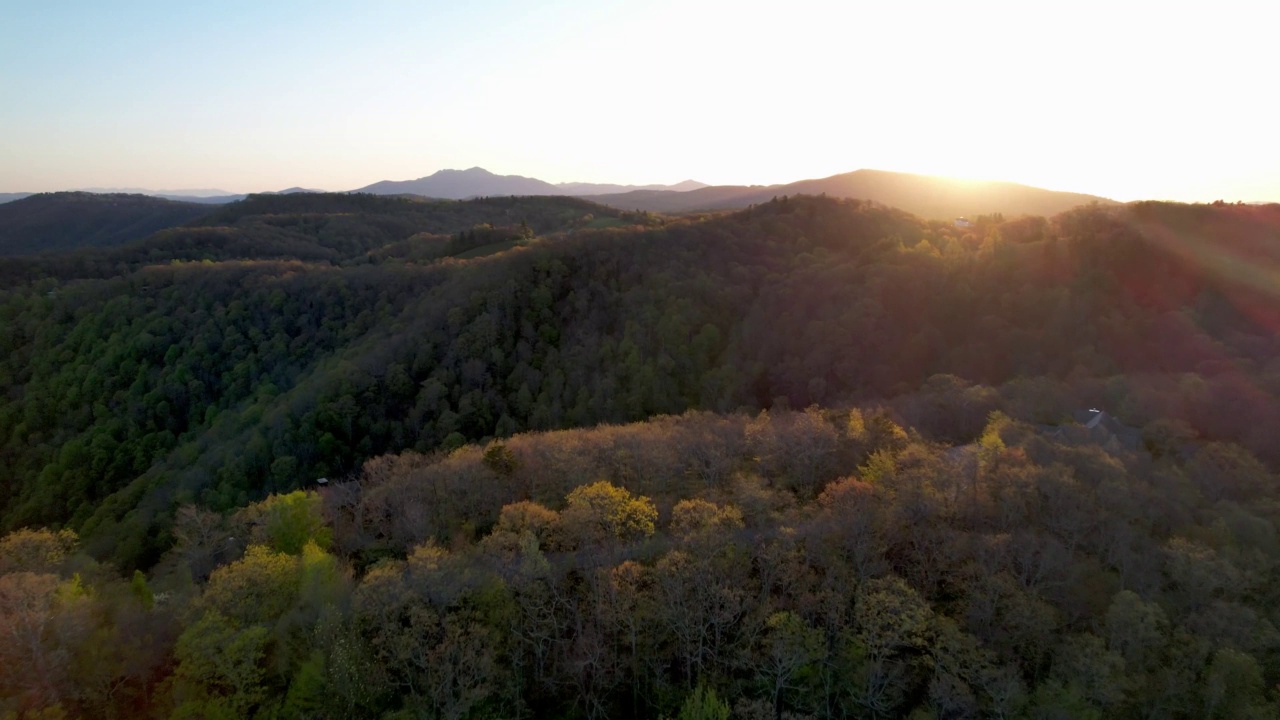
[
  {"x1": 4, "y1": 194, "x2": 1280, "y2": 718},
  {"x1": 590, "y1": 168, "x2": 1118, "y2": 218},
  {"x1": 0, "y1": 193, "x2": 637, "y2": 284},
  {"x1": 0, "y1": 192, "x2": 212, "y2": 256},
  {"x1": 9, "y1": 403, "x2": 1280, "y2": 719},
  {"x1": 4, "y1": 195, "x2": 1280, "y2": 561}
]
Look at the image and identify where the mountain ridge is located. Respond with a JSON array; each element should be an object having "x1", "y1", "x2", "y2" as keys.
[
  {"x1": 0, "y1": 187, "x2": 325, "y2": 206},
  {"x1": 0, "y1": 192, "x2": 212, "y2": 256},
  {"x1": 353, "y1": 167, "x2": 708, "y2": 198},
  {"x1": 587, "y1": 169, "x2": 1119, "y2": 219},
  {"x1": 77, "y1": 186, "x2": 237, "y2": 197},
  {"x1": 0, "y1": 169, "x2": 1119, "y2": 218}
]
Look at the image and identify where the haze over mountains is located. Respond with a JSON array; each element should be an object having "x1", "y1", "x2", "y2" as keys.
[
  {"x1": 353, "y1": 167, "x2": 708, "y2": 198},
  {"x1": 588, "y1": 169, "x2": 1119, "y2": 218},
  {"x1": 351, "y1": 167, "x2": 1119, "y2": 219},
  {"x1": 0, "y1": 167, "x2": 1119, "y2": 220},
  {"x1": 0, "y1": 168, "x2": 1127, "y2": 255},
  {"x1": 79, "y1": 187, "x2": 238, "y2": 198},
  {"x1": 0, "y1": 169, "x2": 708, "y2": 206},
  {"x1": 0, "y1": 186, "x2": 326, "y2": 207},
  {"x1": 0, "y1": 168, "x2": 1121, "y2": 256}
]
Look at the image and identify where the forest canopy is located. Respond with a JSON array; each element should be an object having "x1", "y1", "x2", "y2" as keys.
[
  {"x1": 3, "y1": 407, "x2": 1280, "y2": 719},
  {"x1": 2, "y1": 192, "x2": 1280, "y2": 717}
]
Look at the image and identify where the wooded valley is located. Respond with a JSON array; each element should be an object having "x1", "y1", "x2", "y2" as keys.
[{"x1": 2, "y1": 192, "x2": 1280, "y2": 718}]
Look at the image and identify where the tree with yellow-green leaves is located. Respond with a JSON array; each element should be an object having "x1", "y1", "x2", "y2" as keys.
[
  {"x1": 561, "y1": 481, "x2": 657, "y2": 547},
  {"x1": 676, "y1": 684, "x2": 730, "y2": 720},
  {"x1": 234, "y1": 490, "x2": 332, "y2": 556},
  {"x1": 669, "y1": 499, "x2": 743, "y2": 542}
]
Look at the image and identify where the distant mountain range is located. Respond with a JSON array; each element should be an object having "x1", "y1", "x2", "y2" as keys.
[
  {"x1": 0, "y1": 168, "x2": 1127, "y2": 256},
  {"x1": 353, "y1": 167, "x2": 707, "y2": 199},
  {"x1": 152, "y1": 187, "x2": 324, "y2": 204},
  {"x1": 0, "y1": 171, "x2": 707, "y2": 206},
  {"x1": 154, "y1": 193, "x2": 247, "y2": 204},
  {"x1": 349, "y1": 167, "x2": 1116, "y2": 219},
  {"x1": 586, "y1": 169, "x2": 1119, "y2": 219},
  {"x1": 63, "y1": 187, "x2": 244, "y2": 204},
  {"x1": 0, "y1": 168, "x2": 1118, "y2": 220},
  {"x1": 0, "y1": 186, "x2": 327, "y2": 207},
  {"x1": 78, "y1": 186, "x2": 238, "y2": 197}
]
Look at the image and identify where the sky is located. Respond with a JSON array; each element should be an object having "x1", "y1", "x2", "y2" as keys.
[{"x1": 0, "y1": 0, "x2": 1275, "y2": 202}]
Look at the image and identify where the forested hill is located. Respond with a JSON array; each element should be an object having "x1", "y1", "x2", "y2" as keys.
[
  {"x1": 192, "y1": 190, "x2": 627, "y2": 232},
  {"x1": 0, "y1": 192, "x2": 212, "y2": 256},
  {"x1": 5, "y1": 194, "x2": 1280, "y2": 718},
  {"x1": 588, "y1": 168, "x2": 1118, "y2": 218},
  {"x1": 2, "y1": 194, "x2": 1280, "y2": 571},
  {"x1": 0, "y1": 193, "x2": 639, "y2": 284},
  {"x1": 7, "y1": 405, "x2": 1280, "y2": 718}
]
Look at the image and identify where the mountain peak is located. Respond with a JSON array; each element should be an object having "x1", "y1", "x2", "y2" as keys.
[
  {"x1": 443, "y1": 167, "x2": 497, "y2": 176},
  {"x1": 355, "y1": 168, "x2": 558, "y2": 200},
  {"x1": 267, "y1": 187, "x2": 323, "y2": 195},
  {"x1": 668, "y1": 180, "x2": 709, "y2": 192}
]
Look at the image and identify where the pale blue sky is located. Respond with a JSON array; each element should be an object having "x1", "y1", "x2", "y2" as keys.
[{"x1": 1, "y1": 0, "x2": 1276, "y2": 201}]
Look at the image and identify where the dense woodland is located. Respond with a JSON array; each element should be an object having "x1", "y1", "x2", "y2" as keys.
[{"x1": 2, "y1": 192, "x2": 1280, "y2": 717}]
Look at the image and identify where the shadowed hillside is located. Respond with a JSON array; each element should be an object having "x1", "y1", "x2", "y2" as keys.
[
  {"x1": 195, "y1": 191, "x2": 622, "y2": 231},
  {"x1": 0, "y1": 192, "x2": 212, "y2": 256},
  {"x1": 0, "y1": 194, "x2": 639, "y2": 284},
  {"x1": 4, "y1": 195, "x2": 1280, "y2": 571}
]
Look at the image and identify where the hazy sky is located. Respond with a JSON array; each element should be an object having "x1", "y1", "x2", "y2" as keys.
[{"x1": 1, "y1": 0, "x2": 1275, "y2": 201}]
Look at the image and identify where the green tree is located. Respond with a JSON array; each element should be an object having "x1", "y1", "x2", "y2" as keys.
[
  {"x1": 677, "y1": 684, "x2": 730, "y2": 720},
  {"x1": 759, "y1": 611, "x2": 825, "y2": 719},
  {"x1": 1202, "y1": 648, "x2": 1275, "y2": 719},
  {"x1": 278, "y1": 651, "x2": 327, "y2": 720},
  {"x1": 482, "y1": 443, "x2": 518, "y2": 477},
  {"x1": 172, "y1": 611, "x2": 272, "y2": 719},
  {"x1": 1105, "y1": 590, "x2": 1167, "y2": 670},
  {"x1": 238, "y1": 490, "x2": 332, "y2": 555}
]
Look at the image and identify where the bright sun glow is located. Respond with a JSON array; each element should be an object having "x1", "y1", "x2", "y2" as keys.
[{"x1": 0, "y1": 0, "x2": 1275, "y2": 202}]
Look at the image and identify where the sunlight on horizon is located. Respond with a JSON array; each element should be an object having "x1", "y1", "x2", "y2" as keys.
[{"x1": 0, "y1": 0, "x2": 1275, "y2": 202}]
